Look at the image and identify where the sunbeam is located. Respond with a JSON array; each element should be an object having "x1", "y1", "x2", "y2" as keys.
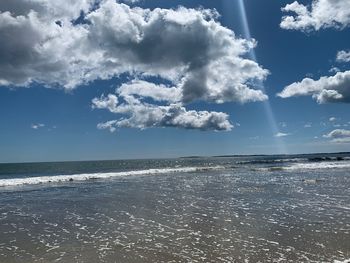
[{"x1": 224, "y1": 0, "x2": 288, "y2": 154}]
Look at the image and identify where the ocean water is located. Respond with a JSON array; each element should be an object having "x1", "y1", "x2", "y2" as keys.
[{"x1": 0, "y1": 153, "x2": 349, "y2": 262}]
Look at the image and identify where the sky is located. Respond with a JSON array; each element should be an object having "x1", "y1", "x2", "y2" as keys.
[{"x1": 0, "y1": 0, "x2": 350, "y2": 163}]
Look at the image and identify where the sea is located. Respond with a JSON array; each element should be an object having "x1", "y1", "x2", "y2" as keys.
[{"x1": 0, "y1": 153, "x2": 349, "y2": 263}]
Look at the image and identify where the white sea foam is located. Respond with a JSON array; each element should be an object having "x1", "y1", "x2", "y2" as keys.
[
  {"x1": 260, "y1": 160, "x2": 350, "y2": 172},
  {"x1": 0, "y1": 166, "x2": 223, "y2": 187},
  {"x1": 334, "y1": 259, "x2": 350, "y2": 263},
  {"x1": 285, "y1": 161, "x2": 350, "y2": 171}
]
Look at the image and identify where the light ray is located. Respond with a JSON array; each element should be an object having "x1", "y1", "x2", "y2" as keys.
[{"x1": 224, "y1": 0, "x2": 288, "y2": 154}]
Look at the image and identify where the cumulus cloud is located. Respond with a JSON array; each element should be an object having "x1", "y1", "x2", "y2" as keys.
[
  {"x1": 323, "y1": 129, "x2": 350, "y2": 143},
  {"x1": 329, "y1": 117, "x2": 337, "y2": 122},
  {"x1": 280, "y1": 0, "x2": 350, "y2": 31},
  {"x1": 0, "y1": 0, "x2": 93, "y2": 21},
  {"x1": 92, "y1": 94, "x2": 233, "y2": 131},
  {"x1": 118, "y1": 80, "x2": 182, "y2": 103},
  {"x1": 0, "y1": 0, "x2": 269, "y2": 131},
  {"x1": 277, "y1": 70, "x2": 350, "y2": 103},
  {"x1": 0, "y1": 0, "x2": 268, "y2": 99},
  {"x1": 274, "y1": 132, "x2": 290, "y2": 137},
  {"x1": 336, "y1": 50, "x2": 350, "y2": 63},
  {"x1": 0, "y1": 0, "x2": 96, "y2": 88},
  {"x1": 85, "y1": 1, "x2": 268, "y2": 104}
]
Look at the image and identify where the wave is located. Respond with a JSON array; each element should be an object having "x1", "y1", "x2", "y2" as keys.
[
  {"x1": 334, "y1": 259, "x2": 350, "y2": 263},
  {"x1": 252, "y1": 159, "x2": 350, "y2": 172},
  {"x1": 261, "y1": 160, "x2": 350, "y2": 172},
  {"x1": 307, "y1": 156, "x2": 349, "y2": 162},
  {"x1": 237, "y1": 158, "x2": 306, "y2": 165},
  {"x1": 239, "y1": 156, "x2": 349, "y2": 166},
  {"x1": 285, "y1": 160, "x2": 350, "y2": 170},
  {"x1": 0, "y1": 166, "x2": 224, "y2": 187}
]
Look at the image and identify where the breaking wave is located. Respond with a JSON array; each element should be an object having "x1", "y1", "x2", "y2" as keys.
[
  {"x1": 285, "y1": 160, "x2": 350, "y2": 170},
  {"x1": 0, "y1": 166, "x2": 224, "y2": 187},
  {"x1": 262, "y1": 160, "x2": 350, "y2": 172}
]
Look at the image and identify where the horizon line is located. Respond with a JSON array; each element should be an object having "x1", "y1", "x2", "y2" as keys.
[{"x1": 0, "y1": 151, "x2": 349, "y2": 165}]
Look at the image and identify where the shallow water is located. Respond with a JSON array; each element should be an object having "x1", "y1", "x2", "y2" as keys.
[{"x1": 0, "y1": 154, "x2": 349, "y2": 262}]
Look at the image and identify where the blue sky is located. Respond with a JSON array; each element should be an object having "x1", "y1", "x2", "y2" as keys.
[{"x1": 0, "y1": 0, "x2": 349, "y2": 162}]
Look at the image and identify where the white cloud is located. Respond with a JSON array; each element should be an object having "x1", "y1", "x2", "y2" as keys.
[
  {"x1": 274, "y1": 132, "x2": 290, "y2": 137},
  {"x1": 0, "y1": 0, "x2": 269, "y2": 131},
  {"x1": 329, "y1": 67, "x2": 340, "y2": 73},
  {"x1": 120, "y1": 0, "x2": 140, "y2": 4},
  {"x1": 97, "y1": 120, "x2": 118, "y2": 133},
  {"x1": 93, "y1": 94, "x2": 233, "y2": 131},
  {"x1": 280, "y1": 0, "x2": 350, "y2": 31},
  {"x1": 329, "y1": 117, "x2": 337, "y2": 122},
  {"x1": 92, "y1": 94, "x2": 119, "y2": 113},
  {"x1": 336, "y1": 50, "x2": 350, "y2": 63},
  {"x1": 31, "y1": 123, "x2": 45, "y2": 129},
  {"x1": 323, "y1": 129, "x2": 350, "y2": 138},
  {"x1": 118, "y1": 80, "x2": 182, "y2": 103},
  {"x1": 323, "y1": 129, "x2": 350, "y2": 143},
  {"x1": 0, "y1": 0, "x2": 94, "y2": 22},
  {"x1": 304, "y1": 123, "x2": 312, "y2": 128},
  {"x1": 277, "y1": 70, "x2": 350, "y2": 103},
  {"x1": 0, "y1": 0, "x2": 95, "y2": 88},
  {"x1": 85, "y1": 1, "x2": 269, "y2": 104},
  {"x1": 0, "y1": 1, "x2": 268, "y2": 99},
  {"x1": 91, "y1": 81, "x2": 234, "y2": 131}
]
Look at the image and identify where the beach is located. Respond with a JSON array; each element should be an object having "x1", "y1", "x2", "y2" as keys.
[{"x1": 0, "y1": 154, "x2": 349, "y2": 262}]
